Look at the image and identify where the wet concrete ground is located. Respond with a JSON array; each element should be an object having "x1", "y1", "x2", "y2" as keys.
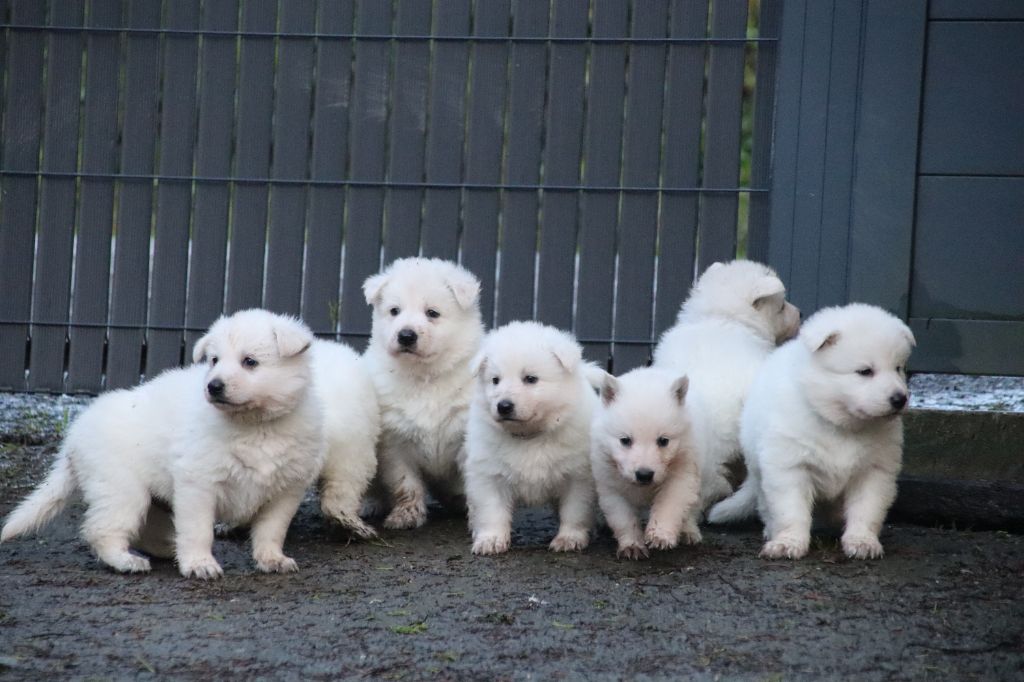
[{"x1": 1, "y1": 444, "x2": 1022, "y2": 680}]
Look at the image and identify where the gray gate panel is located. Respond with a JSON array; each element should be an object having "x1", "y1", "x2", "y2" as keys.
[
  {"x1": 338, "y1": 2, "x2": 392, "y2": 349},
  {"x1": 302, "y1": 1, "x2": 354, "y2": 336},
  {"x1": 654, "y1": 0, "x2": 708, "y2": 337},
  {"x1": 264, "y1": 0, "x2": 317, "y2": 316},
  {"x1": 183, "y1": 0, "x2": 240, "y2": 357},
  {"x1": 535, "y1": 0, "x2": 588, "y2": 330},
  {"x1": 613, "y1": 0, "x2": 669, "y2": 372},
  {"x1": 929, "y1": 0, "x2": 1024, "y2": 20},
  {"x1": 576, "y1": 1, "x2": 627, "y2": 368},
  {"x1": 106, "y1": 0, "x2": 162, "y2": 390},
  {"x1": 0, "y1": 0, "x2": 44, "y2": 391},
  {"x1": 381, "y1": 1, "x2": 430, "y2": 264},
  {"x1": 28, "y1": 2, "x2": 85, "y2": 391},
  {"x1": 496, "y1": 1, "x2": 548, "y2": 325},
  {"x1": 146, "y1": 0, "x2": 201, "y2": 379},
  {"x1": 67, "y1": 0, "x2": 123, "y2": 393},
  {"x1": 919, "y1": 22, "x2": 1024, "y2": 176},
  {"x1": 912, "y1": 177, "x2": 1024, "y2": 321},
  {"x1": 225, "y1": 0, "x2": 277, "y2": 313},
  {"x1": 909, "y1": 320, "x2": 1024, "y2": 376},
  {"x1": 421, "y1": 0, "x2": 470, "y2": 261},
  {"x1": 696, "y1": 0, "x2": 747, "y2": 271},
  {"x1": 460, "y1": 1, "x2": 511, "y2": 327}
]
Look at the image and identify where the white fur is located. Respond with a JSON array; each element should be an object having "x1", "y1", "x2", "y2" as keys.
[
  {"x1": 361, "y1": 258, "x2": 484, "y2": 529},
  {"x1": 463, "y1": 322, "x2": 597, "y2": 555},
  {"x1": 653, "y1": 260, "x2": 800, "y2": 510},
  {"x1": 707, "y1": 303, "x2": 915, "y2": 560},
  {"x1": 1, "y1": 310, "x2": 326, "y2": 578},
  {"x1": 591, "y1": 368, "x2": 702, "y2": 560}
]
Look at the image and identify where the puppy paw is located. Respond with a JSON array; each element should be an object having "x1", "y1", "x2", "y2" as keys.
[
  {"x1": 842, "y1": 534, "x2": 884, "y2": 560},
  {"x1": 254, "y1": 552, "x2": 299, "y2": 574},
  {"x1": 760, "y1": 537, "x2": 809, "y2": 560},
  {"x1": 644, "y1": 527, "x2": 679, "y2": 551},
  {"x1": 108, "y1": 553, "x2": 152, "y2": 574},
  {"x1": 549, "y1": 531, "x2": 589, "y2": 553},
  {"x1": 332, "y1": 514, "x2": 379, "y2": 541},
  {"x1": 383, "y1": 504, "x2": 427, "y2": 530},
  {"x1": 679, "y1": 525, "x2": 703, "y2": 546},
  {"x1": 472, "y1": 534, "x2": 511, "y2": 556},
  {"x1": 616, "y1": 543, "x2": 649, "y2": 561},
  {"x1": 178, "y1": 554, "x2": 224, "y2": 579}
]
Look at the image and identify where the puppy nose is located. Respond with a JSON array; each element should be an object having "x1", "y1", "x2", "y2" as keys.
[
  {"x1": 397, "y1": 328, "x2": 418, "y2": 347},
  {"x1": 207, "y1": 379, "x2": 225, "y2": 397},
  {"x1": 889, "y1": 392, "x2": 908, "y2": 411},
  {"x1": 496, "y1": 400, "x2": 515, "y2": 417},
  {"x1": 635, "y1": 468, "x2": 654, "y2": 485}
]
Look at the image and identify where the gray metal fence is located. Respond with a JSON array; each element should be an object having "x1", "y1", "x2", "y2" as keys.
[{"x1": 0, "y1": 0, "x2": 778, "y2": 393}]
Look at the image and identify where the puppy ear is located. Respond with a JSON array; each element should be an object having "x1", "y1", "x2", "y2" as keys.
[
  {"x1": 803, "y1": 328, "x2": 840, "y2": 353},
  {"x1": 550, "y1": 339, "x2": 583, "y2": 373},
  {"x1": 192, "y1": 332, "x2": 212, "y2": 364},
  {"x1": 752, "y1": 276, "x2": 786, "y2": 308},
  {"x1": 670, "y1": 375, "x2": 689, "y2": 405},
  {"x1": 445, "y1": 268, "x2": 481, "y2": 311},
  {"x1": 273, "y1": 316, "x2": 314, "y2": 358},
  {"x1": 706, "y1": 261, "x2": 726, "y2": 274},
  {"x1": 362, "y1": 272, "x2": 389, "y2": 306},
  {"x1": 469, "y1": 349, "x2": 487, "y2": 377},
  {"x1": 600, "y1": 374, "x2": 620, "y2": 406},
  {"x1": 901, "y1": 324, "x2": 917, "y2": 349}
]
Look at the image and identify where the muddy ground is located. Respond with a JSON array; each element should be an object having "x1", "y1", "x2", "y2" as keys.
[{"x1": 0, "y1": 444, "x2": 1021, "y2": 680}]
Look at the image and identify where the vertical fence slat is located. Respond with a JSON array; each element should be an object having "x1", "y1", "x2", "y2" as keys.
[
  {"x1": 495, "y1": 0, "x2": 548, "y2": 325},
  {"x1": 697, "y1": 0, "x2": 748, "y2": 270},
  {"x1": 654, "y1": 0, "x2": 708, "y2": 337},
  {"x1": 535, "y1": 0, "x2": 588, "y2": 330},
  {"x1": 302, "y1": 1, "x2": 354, "y2": 335},
  {"x1": 460, "y1": 0, "x2": 510, "y2": 327},
  {"x1": 746, "y1": 0, "x2": 781, "y2": 264},
  {"x1": 613, "y1": 0, "x2": 670, "y2": 372},
  {"x1": 106, "y1": 0, "x2": 162, "y2": 389},
  {"x1": 225, "y1": 0, "x2": 277, "y2": 313},
  {"x1": 338, "y1": 2, "x2": 393, "y2": 348},
  {"x1": 0, "y1": 0, "x2": 45, "y2": 391},
  {"x1": 263, "y1": 0, "x2": 317, "y2": 315},
  {"x1": 27, "y1": 3, "x2": 85, "y2": 390},
  {"x1": 145, "y1": 0, "x2": 201, "y2": 378},
  {"x1": 576, "y1": 2, "x2": 628, "y2": 368},
  {"x1": 67, "y1": 0, "x2": 124, "y2": 392},
  {"x1": 420, "y1": 0, "x2": 471, "y2": 260},
  {"x1": 183, "y1": 0, "x2": 240, "y2": 357},
  {"x1": 381, "y1": 0, "x2": 431, "y2": 263}
]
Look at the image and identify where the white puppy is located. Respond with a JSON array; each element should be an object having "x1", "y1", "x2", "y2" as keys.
[
  {"x1": 463, "y1": 322, "x2": 598, "y2": 555},
  {"x1": 708, "y1": 303, "x2": 915, "y2": 560},
  {"x1": 361, "y1": 257, "x2": 484, "y2": 530},
  {"x1": 653, "y1": 260, "x2": 800, "y2": 509},
  {"x1": 591, "y1": 368, "x2": 701, "y2": 559},
  {"x1": 1, "y1": 310, "x2": 325, "y2": 578}
]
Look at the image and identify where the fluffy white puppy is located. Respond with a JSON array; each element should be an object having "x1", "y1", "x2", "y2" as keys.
[
  {"x1": 591, "y1": 368, "x2": 701, "y2": 560},
  {"x1": 361, "y1": 257, "x2": 484, "y2": 530},
  {"x1": 653, "y1": 260, "x2": 800, "y2": 509},
  {"x1": 708, "y1": 304, "x2": 915, "y2": 560},
  {"x1": 1, "y1": 310, "x2": 325, "y2": 578},
  {"x1": 463, "y1": 322, "x2": 598, "y2": 555}
]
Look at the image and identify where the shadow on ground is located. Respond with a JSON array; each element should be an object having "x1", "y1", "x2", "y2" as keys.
[{"x1": 1, "y1": 444, "x2": 1022, "y2": 679}]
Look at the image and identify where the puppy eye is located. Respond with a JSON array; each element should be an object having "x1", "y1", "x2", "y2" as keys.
[
  {"x1": 856, "y1": 368, "x2": 874, "y2": 377},
  {"x1": 426, "y1": 308, "x2": 441, "y2": 319},
  {"x1": 491, "y1": 377, "x2": 500, "y2": 385},
  {"x1": 523, "y1": 375, "x2": 538, "y2": 385},
  {"x1": 242, "y1": 356, "x2": 258, "y2": 369},
  {"x1": 389, "y1": 307, "x2": 400, "y2": 317},
  {"x1": 210, "y1": 356, "x2": 219, "y2": 366},
  {"x1": 619, "y1": 436, "x2": 632, "y2": 447},
  {"x1": 656, "y1": 436, "x2": 669, "y2": 448}
]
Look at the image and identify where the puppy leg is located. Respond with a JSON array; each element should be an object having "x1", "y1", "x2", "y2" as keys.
[
  {"x1": 320, "y1": 442, "x2": 378, "y2": 540},
  {"x1": 466, "y1": 474, "x2": 513, "y2": 555},
  {"x1": 550, "y1": 477, "x2": 594, "y2": 552},
  {"x1": 80, "y1": 483, "x2": 152, "y2": 574},
  {"x1": 379, "y1": 450, "x2": 429, "y2": 530},
  {"x1": 597, "y1": 486, "x2": 647, "y2": 560},
  {"x1": 647, "y1": 458, "x2": 702, "y2": 550},
  {"x1": 841, "y1": 465, "x2": 897, "y2": 559},
  {"x1": 173, "y1": 484, "x2": 223, "y2": 579},
  {"x1": 759, "y1": 466, "x2": 814, "y2": 560},
  {"x1": 250, "y1": 485, "x2": 305, "y2": 573}
]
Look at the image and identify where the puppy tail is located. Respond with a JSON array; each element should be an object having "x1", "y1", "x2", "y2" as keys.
[
  {"x1": 1, "y1": 451, "x2": 76, "y2": 543},
  {"x1": 706, "y1": 476, "x2": 758, "y2": 524}
]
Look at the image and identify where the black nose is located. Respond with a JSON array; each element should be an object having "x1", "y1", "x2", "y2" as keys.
[
  {"x1": 635, "y1": 468, "x2": 654, "y2": 485},
  {"x1": 207, "y1": 379, "x2": 225, "y2": 397},
  {"x1": 496, "y1": 400, "x2": 515, "y2": 417},
  {"x1": 889, "y1": 392, "x2": 908, "y2": 410},
  {"x1": 397, "y1": 328, "x2": 418, "y2": 347}
]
